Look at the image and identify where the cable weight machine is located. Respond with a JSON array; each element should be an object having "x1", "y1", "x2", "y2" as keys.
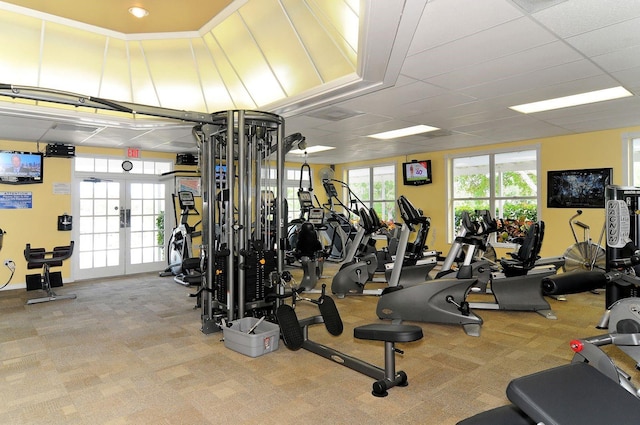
[{"x1": 196, "y1": 110, "x2": 305, "y2": 334}]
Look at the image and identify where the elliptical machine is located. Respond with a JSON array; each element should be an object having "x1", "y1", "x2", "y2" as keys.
[
  {"x1": 161, "y1": 190, "x2": 202, "y2": 286},
  {"x1": 320, "y1": 178, "x2": 360, "y2": 262},
  {"x1": 285, "y1": 160, "x2": 327, "y2": 291}
]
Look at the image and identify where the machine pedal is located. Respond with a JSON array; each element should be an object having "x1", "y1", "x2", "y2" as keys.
[
  {"x1": 318, "y1": 295, "x2": 343, "y2": 336},
  {"x1": 276, "y1": 304, "x2": 304, "y2": 350}
]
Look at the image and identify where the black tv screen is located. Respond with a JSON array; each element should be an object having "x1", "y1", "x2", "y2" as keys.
[
  {"x1": 0, "y1": 151, "x2": 43, "y2": 185},
  {"x1": 547, "y1": 167, "x2": 612, "y2": 208},
  {"x1": 402, "y1": 160, "x2": 432, "y2": 186}
]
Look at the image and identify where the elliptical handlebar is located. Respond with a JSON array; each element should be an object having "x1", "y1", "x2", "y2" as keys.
[{"x1": 322, "y1": 178, "x2": 368, "y2": 217}]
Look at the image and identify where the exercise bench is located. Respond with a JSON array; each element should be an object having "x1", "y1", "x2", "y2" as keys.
[
  {"x1": 277, "y1": 285, "x2": 423, "y2": 397},
  {"x1": 24, "y1": 241, "x2": 75, "y2": 305},
  {"x1": 458, "y1": 361, "x2": 640, "y2": 425}
]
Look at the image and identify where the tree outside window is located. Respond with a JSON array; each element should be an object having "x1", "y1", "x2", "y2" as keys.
[
  {"x1": 347, "y1": 164, "x2": 396, "y2": 222},
  {"x1": 451, "y1": 149, "x2": 538, "y2": 244}
]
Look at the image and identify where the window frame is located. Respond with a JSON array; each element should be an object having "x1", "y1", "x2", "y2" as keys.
[
  {"x1": 261, "y1": 165, "x2": 309, "y2": 221},
  {"x1": 445, "y1": 144, "x2": 541, "y2": 247},
  {"x1": 623, "y1": 132, "x2": 640, "y2": 186},
  {"x1": 344, "y1": 163, "x2": 397, "y2": 222}
]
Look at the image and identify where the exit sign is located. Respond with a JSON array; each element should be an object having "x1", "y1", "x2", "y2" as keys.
[{"x1": 127, "y1": 148, "x2": 140, "y2": 158}]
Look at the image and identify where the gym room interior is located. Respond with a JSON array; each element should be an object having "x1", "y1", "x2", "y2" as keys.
[{"x1": 1, "y1": 0, "x2": 640, "y2": 424}]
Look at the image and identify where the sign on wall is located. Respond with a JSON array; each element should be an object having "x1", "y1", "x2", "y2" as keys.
[{"x1": 0, "y1": 191, "x2": 33, "y2": 209}]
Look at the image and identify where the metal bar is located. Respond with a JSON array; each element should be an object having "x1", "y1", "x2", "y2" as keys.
[
  {"x1": 225, "y1": 111, "x2": 236, "y2": 322},
  {"x1": 237, "y1": 111, "x2": 246, "y2": 318}
]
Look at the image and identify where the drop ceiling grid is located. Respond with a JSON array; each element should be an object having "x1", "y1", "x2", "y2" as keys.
[{"x1": 407, "y1": 0, "x2": 524, "y2": 56}]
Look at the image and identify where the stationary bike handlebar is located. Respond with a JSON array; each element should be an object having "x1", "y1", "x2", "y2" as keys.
[{"x1": 569, "y1": 209, "x2": 584, "y2": 244}]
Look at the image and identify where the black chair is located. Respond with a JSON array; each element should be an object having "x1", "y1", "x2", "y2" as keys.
[
  {"x1": 500, "y1": 222, "x2": 544, "y2": 277},
  {"x1": 295, "y1": 222, "x2": 323, "y2": 260},
  {"x1": 24, "y1": 241, "x2": 76, "y2": 305}
]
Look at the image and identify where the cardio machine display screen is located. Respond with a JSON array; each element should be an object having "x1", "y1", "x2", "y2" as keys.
[{"x1": 178, "y1": 191, "x2": 195, "y2": 206}]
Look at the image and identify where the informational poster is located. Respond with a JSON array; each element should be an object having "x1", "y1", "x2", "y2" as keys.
[
  {"x1": 176, "y1": 177, "x2": 201, "y2": 195},
  {"x1": 0, "y1": 191, "x2": 33, "y2": 209}
]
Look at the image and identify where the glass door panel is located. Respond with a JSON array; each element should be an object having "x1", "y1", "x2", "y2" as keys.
[
  {"x1": 126, "y1": 182, "x2": 165, "y2": 274},
  {"x1": 74, "y1": 177, "x2": 166, "y2": 279},
  {"x1": 77, "y1": 180, "x2": 123, "y2": 278}
]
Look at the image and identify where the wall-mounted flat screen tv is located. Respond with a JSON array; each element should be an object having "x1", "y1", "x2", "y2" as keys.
[
  {"x1": 0, "y1": 151, "x2": 44, "y2": 185},
  {"x1": 214, "y1": 164, "x2": 226, "y2": 187},
  {"x1": 402, "y1": 160, "x2": 432, "y2": 186},
  {"x1": 547, "y1": 167, "x2": 612, "y2": 208}
]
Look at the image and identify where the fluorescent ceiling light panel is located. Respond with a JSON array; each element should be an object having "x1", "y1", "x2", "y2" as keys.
[
  {"x1": 509, "y1": 86, "x2": 633, "y2": 114},
  {"x1": 289, "y1": 145, "x2": 336, "y2": 155},
  {"x1": 368, "y1": 124, "x2": 440, "y2": 140}
]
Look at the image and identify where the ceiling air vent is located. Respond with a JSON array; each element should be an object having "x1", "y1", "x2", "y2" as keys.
[{"x1": 306, "y1": 107, "x2": 364, "y2": 122}]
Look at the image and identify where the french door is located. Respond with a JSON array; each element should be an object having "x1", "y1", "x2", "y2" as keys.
[{"x1": 74, "y1": 175, "x2": 167, "y2": 279}]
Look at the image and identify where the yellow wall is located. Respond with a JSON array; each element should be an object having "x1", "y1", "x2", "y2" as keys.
[
  {"x1": 1, "y1": 124, "x2": 637, "y2": 290},
  {"x1": 0, "y1": 141, "x2": 176, "y2": 289},
  {"x1": 332, "y1": 126, "x2": 640, "y2": 259}
]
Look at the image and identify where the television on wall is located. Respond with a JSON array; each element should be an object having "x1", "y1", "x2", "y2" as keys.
[
  {"x1": 0, "y1": 151, "x2": 44, "y2": 185},
  {"x1": 214, "y1": 164, "x2": 227, "y2": 187},
  {"x1": 402, "y1": 160, "x2": 432, "y2": 186},
  {"x1": 547, "y1": 167, "x2": 612, "y2": 208}
]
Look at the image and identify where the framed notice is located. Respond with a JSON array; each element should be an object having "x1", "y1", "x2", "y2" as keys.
[{"x1": 176, "y1": 176, "x2": 201, "y2": 196}]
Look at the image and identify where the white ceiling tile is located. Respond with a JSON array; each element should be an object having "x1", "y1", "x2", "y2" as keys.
[
  {"x1": 336, "y1": 81, "x2": 448, "y2": 115},
  {"x1": 457, "y1": 59, "x2": 604, "y2": 101},
  {"x1": 592, "y1": 45, "x2": 640, "y2": 73},
  {"x1": 564, "y1": 16, "x2": 640, "y2": 57},
  {"x1": 315, "y1": 113, "x2": 394, "y2": 132},
  {"x1": 612, "y1": 67, "x2": 640, "y2": 91},
  {"x1": 402, "y1": 17, "x2": 557, "y2": 80},
  {"x1": 408, "y1": 0, "x2": 523, "y2": 55},
  {"x1": 425, "y1": 41, "x2": 583, "y2": 90},
  {"x1": 532, "y1": 0, "x2": 640, "y2": 37}
]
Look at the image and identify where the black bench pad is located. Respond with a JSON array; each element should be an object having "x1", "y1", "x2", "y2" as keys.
[
  {"x1": 456, "y1": 405, "x2": 535, "y2": 425},
  {"x1": 354, "y1": 323, "x2": 423, "y2": 343},
  {"x1": 507, "y1": 362, "x2": 640, "y2": 425}
]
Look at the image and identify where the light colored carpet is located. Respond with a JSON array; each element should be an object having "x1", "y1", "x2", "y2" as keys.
[{"x1": 0, "y1": 267, "x2": 633, "y2": 424}]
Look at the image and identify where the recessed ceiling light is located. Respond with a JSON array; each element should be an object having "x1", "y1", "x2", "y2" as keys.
[
  {"x1": 368, "y1": 124, "x2": 440, "y2": 140},
  {"x1": 509, "y1": 86, "x2": 633, "y2": 114},
  {"x1": 289, "y1": 145, "x2": 336, "y2": 155},
  {"x1": 128, "y1": 7, "x2": 149, "y2": 18}
]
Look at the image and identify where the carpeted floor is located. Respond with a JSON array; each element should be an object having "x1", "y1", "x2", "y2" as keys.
[{"x1": 0, "y1": 266, "x2": 634, "y2": 424}]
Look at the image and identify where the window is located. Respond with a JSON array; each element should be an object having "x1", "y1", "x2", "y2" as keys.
[
  {"x1": 627, "y1": 136, "x2": 640, "y2": 186},
  {"x1": 74, "y1": 157, "x2": 172, "y2": 175},
  {"x1": 448, "y1": 148, "x2": 539, "y2": 244},
  {"x1": 346, "y1": 164, "x2": 396, "y2": 221},
  {"x1": 261, "y1": 166, "x2": 308, "y2": 221}
]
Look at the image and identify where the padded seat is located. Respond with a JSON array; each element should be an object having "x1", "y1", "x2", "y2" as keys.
[
  {"x1": 354, "y1": 323, "x2": 423, "y2": 343},
  {"x1": 507, "y1": 362, "x2": 640, "y2": 425},
  {"x1": 500, "y1": 222, "x2": 544, "y2": 277},
  {"x1": 295, "y1": 222, "x2": 323, "y2": 259},
  {"x1": 457, "y1": 405, "x2": 534, "y2": 425}
]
